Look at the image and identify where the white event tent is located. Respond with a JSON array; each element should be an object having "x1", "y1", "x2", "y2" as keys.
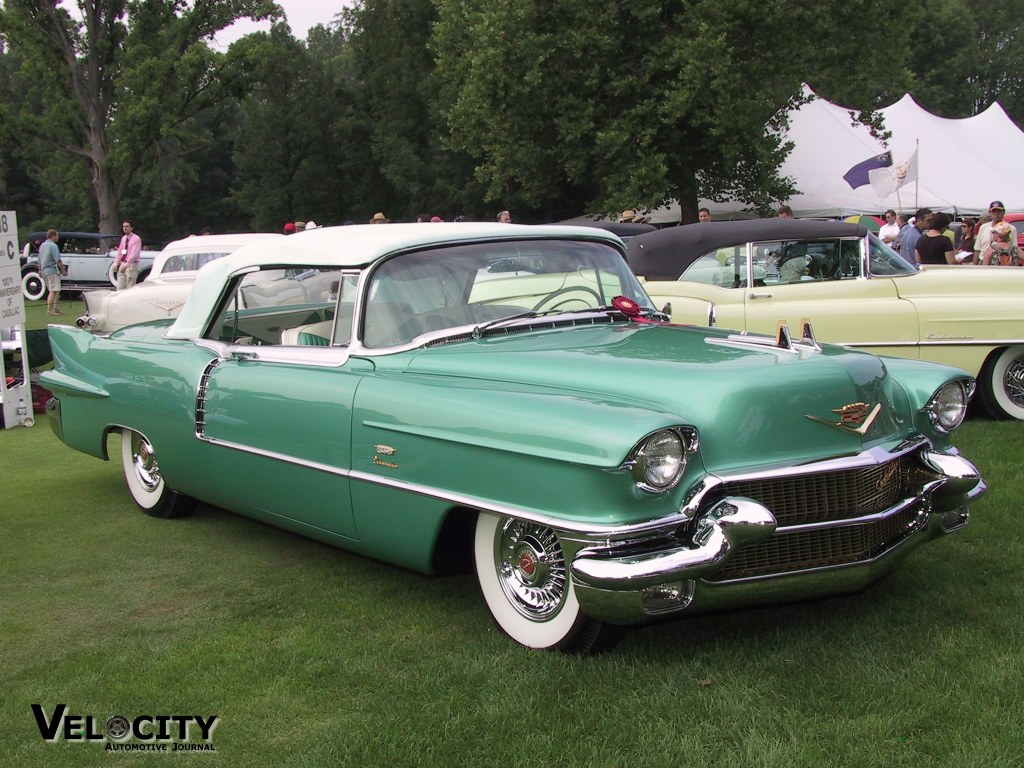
[{"x1": 645, "y1": 86, "x2": 1024, "y2": 223}]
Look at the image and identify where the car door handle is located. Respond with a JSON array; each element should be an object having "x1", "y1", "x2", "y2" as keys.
[{"x1": 748, "y1": 292, "x2": 773, "y2": 299}]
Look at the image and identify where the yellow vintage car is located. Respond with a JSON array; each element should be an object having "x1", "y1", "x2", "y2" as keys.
[{"x1": 630, "y1": 219, "x2": 1024, "y2": 420}]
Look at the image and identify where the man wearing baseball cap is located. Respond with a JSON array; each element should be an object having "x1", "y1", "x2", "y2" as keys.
[{"x1": 973, "y1": 201, "x2": 1008, "y2": 264}]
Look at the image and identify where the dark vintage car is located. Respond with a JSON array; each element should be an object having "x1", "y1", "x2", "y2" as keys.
[
  {"x1": 629, "y1": 219, "x2": 1024, "y2": 421},
  {"x1": 20, "y1": 231, "x2": 159, "y2": 300},
  {"x1": 43, "y1": 223, "x2": 985, "y2": 652}
]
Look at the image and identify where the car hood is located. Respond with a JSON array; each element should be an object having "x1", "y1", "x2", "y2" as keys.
[{"x1": 399, "y1": 322, "x2": 914, "y2": 471}]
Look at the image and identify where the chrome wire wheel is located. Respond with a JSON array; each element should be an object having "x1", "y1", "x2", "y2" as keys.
[
  {"x1": 981, "y1": 345, "x2": 1024, "y2": 420},
  {"x1": 1004, "y1": 357, "x2": 1024, "y2": 408},
  {"x1": 495, "y1": 518, "x2": 567, "y2": 621},
  {"x1": 474, "y1": 513, "x2": 620, "y2": 652}
]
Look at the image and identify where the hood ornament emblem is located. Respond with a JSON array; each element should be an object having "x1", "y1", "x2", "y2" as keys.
[{"x1": 806, "y1": 402, "x2": 882, "y2": 436}]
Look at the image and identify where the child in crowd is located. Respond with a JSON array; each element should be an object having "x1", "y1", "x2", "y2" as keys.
[{"x1": 982, "y1": 223, "x2": 1020, "y2": 266}]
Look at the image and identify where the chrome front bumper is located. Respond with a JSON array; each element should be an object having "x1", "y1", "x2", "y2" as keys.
[{"x1": 569, "y1": 448, "x2": 985, "y2": 625}]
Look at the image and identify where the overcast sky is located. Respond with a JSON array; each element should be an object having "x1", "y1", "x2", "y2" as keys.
[
  {"x1": 215, "y1": 0, "x2": 351, "y2": 46},
  {"x1": 54, "y1": 1, "x2": 350, "y2": 49}
]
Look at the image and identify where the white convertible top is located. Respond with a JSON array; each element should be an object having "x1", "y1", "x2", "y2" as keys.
[
  {"x1": 152, "y1": 232, "x2": 281, "y2": 278},
  {"x1": 165, "y1": 222, "x2": 622, "y2": 339}
]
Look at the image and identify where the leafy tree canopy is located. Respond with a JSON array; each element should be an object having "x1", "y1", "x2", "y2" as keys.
[
  {"x1": 434, "y1": 0, "x2": 917, "y2": 221},
  {"x1": 0, "y1": 0, "x2": 279, "y2": 237}
]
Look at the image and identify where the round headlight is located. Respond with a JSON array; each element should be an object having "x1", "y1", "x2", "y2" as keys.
[
  {"x1": 634, "y1": 430, "x2": 686, "y2": 491},
  {"x1": 927, "y1": 381, "x2": 970, "y2": 432}
]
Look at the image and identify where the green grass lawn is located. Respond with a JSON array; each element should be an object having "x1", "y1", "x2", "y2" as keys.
[{"x1": 3, "y1": 300, "x2": 1022, "y2": 766}]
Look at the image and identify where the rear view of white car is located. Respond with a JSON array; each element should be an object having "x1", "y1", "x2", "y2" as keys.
[{"x1": 76, "y1": 233, "x2": 280, "y2": 334}]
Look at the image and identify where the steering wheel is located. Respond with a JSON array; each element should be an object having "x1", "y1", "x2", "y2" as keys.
[{"x1": 531, "y1": 286, "x2": 602, "y2": 312}]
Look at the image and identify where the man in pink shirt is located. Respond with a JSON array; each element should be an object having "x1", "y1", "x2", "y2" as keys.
[{"x1": 113, "y1": 219, "x2": 142, "y2": 290}]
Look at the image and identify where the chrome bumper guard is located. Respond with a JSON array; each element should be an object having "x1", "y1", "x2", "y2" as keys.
[
  {"x1": 45, "y1": 395, "x2": 63, "y2": 442},
  {"x1": 570, "y1": 448, "x2": 985, "y2": 625},
  {"x1": 571, "y1": 498, "x2": 777, "y2": 590}
]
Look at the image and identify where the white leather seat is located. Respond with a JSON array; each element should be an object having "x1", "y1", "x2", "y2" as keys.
[{"x1": 280, "y1": 319, "x2": 333, "y2": 346}]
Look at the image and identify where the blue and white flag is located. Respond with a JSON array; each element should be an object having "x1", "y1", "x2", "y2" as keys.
[
  {"x1": 868, "y1": 149, "x2": 918, "y2": 199},
  {"x1": 842, "y1": 152, "x2": 893, "y2": 189}
]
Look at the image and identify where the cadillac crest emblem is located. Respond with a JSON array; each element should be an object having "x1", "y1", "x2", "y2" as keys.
[{"x1": 806, "y1": 402, "x2": 882, "y2": 436}]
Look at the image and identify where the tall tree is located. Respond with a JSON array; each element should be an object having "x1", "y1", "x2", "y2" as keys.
[
  {"x1": 347, "y1": 0, "x2": 480, "y2": 222},
  {"x1": 228, "y1": 22, "x2": 354, "y2": 229},
  {"x1": 0, "y1": 0, "x2": 278, "y2": 236},
  {"x1": 433, "y1": 0, "x2": 913, "y2": 222}
]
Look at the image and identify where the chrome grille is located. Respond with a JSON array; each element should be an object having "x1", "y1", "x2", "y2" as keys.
[
  {"x1": 717, "y1": 454, "x2": 924, "y2": 526},
  {"x1": 709, "y1": 503, "x2": 926, "y2": 581},
  {"x1": 698, "y1": 452, "x2": 937, "y2": 582}
]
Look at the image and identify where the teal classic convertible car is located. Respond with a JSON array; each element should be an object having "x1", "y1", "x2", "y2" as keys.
[
  {"x1": 43, "y1": 223, "x2": 986, "y2": 653},
  {"x1": 629, "y1": 219, "x2": 1024, "y2": 421}
]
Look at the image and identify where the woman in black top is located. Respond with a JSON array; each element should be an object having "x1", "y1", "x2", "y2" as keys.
[
  {"x1": 915, "y1": 212, "x2": 956, "y2": 264},
  {"x1": 958, "y1": 217, "x2": 976, "y2": 254}
]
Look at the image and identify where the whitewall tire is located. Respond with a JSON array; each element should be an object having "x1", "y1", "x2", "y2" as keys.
[
  {"x1": 474, "y1": 512, "x2": 621, "y2": 653},
  {"x1": 980, "y1": 346, "x2": 1024, "y2": 420},
  {"x1": 120, "y1": 429, "x2": 196, "y2": 518},
  {"x1": 22, "y1": 270, "x2": 46, "y2": 301}
]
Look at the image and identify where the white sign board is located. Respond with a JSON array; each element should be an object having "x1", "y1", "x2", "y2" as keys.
[
  {"x1": 1, "y1": 209, "x2": 33, "y2": 428},
  {"x1": 0, "y1": 210, "x2": 23, "y2": 325}
]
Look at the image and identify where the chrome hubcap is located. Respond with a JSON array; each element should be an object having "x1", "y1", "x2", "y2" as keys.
[
  {"x1": 132, "y1": 434, "x2": 161, "y2": 492},
  {"x1": 496, "y1": 518, "x2": 566, "y2": 621},
  {"x1": 1005, "y1": 358, "x2": 1024, "y2": 407}
]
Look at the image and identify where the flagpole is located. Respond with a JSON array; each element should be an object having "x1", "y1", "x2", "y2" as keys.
[{"x1": 914, "y1": 139, "x2": 919, "y2": 209}]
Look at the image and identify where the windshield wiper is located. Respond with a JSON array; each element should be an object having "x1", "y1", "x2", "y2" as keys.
[
  {"x1": 472, "y1": 304, "x2": 663, "y2": 339},
  {"x1": 472, "y1": 309, "x2": 548, "y2": 339}
]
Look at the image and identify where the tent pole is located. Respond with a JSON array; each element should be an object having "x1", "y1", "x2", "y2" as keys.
[{"x1": 914, "y1": 138, "x2": 919, "y2": 209}]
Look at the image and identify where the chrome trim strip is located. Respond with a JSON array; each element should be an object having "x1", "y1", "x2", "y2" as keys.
[
  {"x1": 344, "y1": 468, "x2": 690, "y2": 538},
  {"x1": 678, "y1": 438, "x2": 930, "y2": 520},
  {"x1": 188, "y1": 426, "x2": 688, "y2": 538},
  {"x1": 194, "y1": 338, "x2": 356, "y2": 368},
  {"x1": 187, "y1": 434, "x2": 950, "y2": 545},
  {"x1": 770, "y1": 496, "x2": 920, "y2": 533},
  {"x1": 694, "y1": 513, "x2": 934, "y2": 587},
  {"x1": 197, "y1": 434, "x2": 355, "y2": 478},
  {"x1": 718, "y1": 439, "x2": 928, "y2": 481},
  {"x1": 842, "y1": 339, "x2": 1022, "y2": 349}
]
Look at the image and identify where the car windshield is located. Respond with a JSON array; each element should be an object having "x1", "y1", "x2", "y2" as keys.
[
  {"x1": 868, "y1": 233, "x2": 918, "y2": 275},
  {"x1": 363, "y1": 238, "x2": 653, "y2": 347}
]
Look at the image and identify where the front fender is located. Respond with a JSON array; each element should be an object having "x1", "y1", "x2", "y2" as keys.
[{"x1": 351, "y1": 372, "x2": 697, "y2": 528}]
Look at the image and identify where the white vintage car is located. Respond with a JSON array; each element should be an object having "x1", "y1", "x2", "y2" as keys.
[{"x1": 75, "y1": 233, "x2": 280, "y2": 333}]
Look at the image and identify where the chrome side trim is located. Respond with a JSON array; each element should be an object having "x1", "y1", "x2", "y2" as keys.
[
  {"x1": 194, "y1": 338, "x2": 356, "y2": 368},
  {"x1": 194, "y1": 358, "x2": 220, "y2": 439},
  {"x1": 842, "y1": 339, "x2": 1022, "y2": 349},
  {"x1": 344, "y1": 468, "x2": 692, "y2": 538},
  {"x1": 198, "y1": 434, "x2": 355, "y2": 478}
]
